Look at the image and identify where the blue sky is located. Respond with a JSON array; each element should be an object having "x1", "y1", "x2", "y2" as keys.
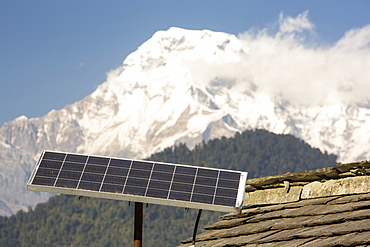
[{"x1": 1, "y1": 0, "x2": 369, "y2": 126}]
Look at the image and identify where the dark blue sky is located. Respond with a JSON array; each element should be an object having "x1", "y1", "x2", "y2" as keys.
[{"x1": 1, "y1": 0, "x2": 369, "y2": 125}]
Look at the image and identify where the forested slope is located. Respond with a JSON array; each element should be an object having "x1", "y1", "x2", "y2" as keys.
[
  {"x1": 0, "y1": 130, "x2": 337, "y2": 246},
  {"x1": 150, "y1": 129, "x2": 337, "y2": 178}
]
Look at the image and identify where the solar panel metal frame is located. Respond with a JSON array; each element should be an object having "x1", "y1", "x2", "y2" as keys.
[{"x1": 27, "y1": 150, "x2": 248, "y2": 213}]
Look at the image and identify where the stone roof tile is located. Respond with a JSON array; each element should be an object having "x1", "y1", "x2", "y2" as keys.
[{"x1": 299, "y1": 232, "x2": 370, "y2": 247}]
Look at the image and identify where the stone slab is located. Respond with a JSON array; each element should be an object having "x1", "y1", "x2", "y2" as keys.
[
  {"x1": 246, "y1": 167, "x2": 340, "y2": 188},
  {"x1": 244, "y1": 186, "x2": 302, "y2": 206},
  {"x1": 334, "y1": 160, "x2": 370, "y2": 173},
  {"x1": 301, "y1": 176, "x2": 370, "y2": 199}
]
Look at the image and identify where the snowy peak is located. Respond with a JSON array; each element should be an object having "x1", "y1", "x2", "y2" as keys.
[
  {"x1": 126, "y1": 27, "x2": 247, "y2": 62},
  {"x1": 118, "y1": 28, "x2": 247, "y2": 88}
]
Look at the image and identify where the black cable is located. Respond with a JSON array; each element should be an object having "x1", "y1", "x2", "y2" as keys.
[{"x1": 192, "y1": 209, "x2": 203, "y2": 245}]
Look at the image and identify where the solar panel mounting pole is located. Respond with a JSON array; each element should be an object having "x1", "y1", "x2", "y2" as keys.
[{"x1": 134, "y1": 202, "x2": 143, "y2": 247}]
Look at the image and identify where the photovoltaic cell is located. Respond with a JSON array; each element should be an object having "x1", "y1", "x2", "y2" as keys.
[
  {"x1": 146, "y1": 189, "x2": 168, "y2": 198},
  {"x1": 150, "y1": 171, "x2": 173, "y2": 181},
  {"x1": 101, "y1": 184, "x2": 123, "y2": 193},
  {"x1": 197, "y1": 168, "x2": 218, "y2": 177},
  {"x1": 32, "y1": 176, "x2": 55, "y2": 186},
  {"x1": 87, "y1": 156, "x2": 110, "y2": 165},
  {"x1": 147, "y1": 180, "x2": 171, "y2": 190},
  {"x1": 81, "y1": 173, "x2": 104, "y2": 182},
  {"x1": 124, "y1": 186, "x2": 146, "y2": 196},
  {"x1": 84, "y1": 164, "x2": 107, "y2": 174},
  {"x1": 106, "y1": 167, "x2": 128, "y2": 176},
  {"x1": 169, "y1": 191, "x2": 191, "y2": 201},
  {"x1": 79, "y1": 181, "x2": 101, "y2": 191},
  {"x1": 62, "y1": 162, "x2": 84, "y2": 172},
  {"x1": 193, "y1": 185, "x2": 215, "y2": 195},
  {"x1": 171, "y1": 182, "x2": 193, "y2": 192},
  {"x1": 217, "y1": 179, "x2": 239, "y2": 188},
  {"x1": 175, "y1": 166, "x2": 197, "y2": 175},
  {"x1": 39, "y1": 160, "x2": 63, "y2": 170},
  {"x1": 131, "y1": 161, "x2": 153, "y2": 170},
  {"x1": 110, "y1": 159, "x2": 131, "y2": 168},
  {"x1": 172, "y1": 174, "x2": 195, "y2": 184},
  {"x1": 56, "y1": 179, "x2": 78, "y2": 188},
  {"x1": 43, "y1": 152, "x2": 65, "y2": 161},
  {"x1": 195, "y1": 176, "x2": 217, "y2": 186},
  {"x1": 35, "y1": 168, "x2": 58, "y2": 178},
  {"x1": 27, "y1": 150, "x2": 248, "y2": 213},
  {"x1": 104, "y1": 175, "x2": 126, "y2": 185},
  {"x1": 126, "y1": 177, "x2": 148, "y2": 187},
  {"x1": 59, "y1": 170, "x2": 81, "y2": 180},
  {"x1": 153, "y1": 163, "x2": 174, "y2": 173},
  {"x1": 65, "y1": 154, "x2": 87, "y2": 163},
  {"x1": 129, "y1": 169, "x2": 151, "y2": 179},
  {"x1": 192, "y1": 194, "x2": 213, "y2": 204}
]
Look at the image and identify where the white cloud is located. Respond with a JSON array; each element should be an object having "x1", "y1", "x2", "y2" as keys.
[
  {"x1": 233, "y1": 11, "x2": 370, "y2": 107},
  {"x1": 279, "y1": 10, "x2": 315, "y2": 33},
  {"x1": 107, "y1": 11, "x2": 370, "y2": 108},
  {"x1": 334, "y1": 24, "x2": 370, "y2": 50}
]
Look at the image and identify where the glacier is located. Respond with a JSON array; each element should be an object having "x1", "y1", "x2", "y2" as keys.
[{"x1": 0, "y1": 27, "x2": 369, "y2": 215}]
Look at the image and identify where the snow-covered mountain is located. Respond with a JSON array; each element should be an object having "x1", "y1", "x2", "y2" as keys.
[{"x1": 1, "y1": 27, "x2": 370, "y2": 215}]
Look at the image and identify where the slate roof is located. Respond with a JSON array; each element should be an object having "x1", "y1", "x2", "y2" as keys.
[{"x1": 179, "y1": 160, "x2": 370, "y2": 247}]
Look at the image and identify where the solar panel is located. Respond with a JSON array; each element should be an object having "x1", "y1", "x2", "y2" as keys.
[{"x1": 27, "y1": 150, "x2": 248, "y2": 213}]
